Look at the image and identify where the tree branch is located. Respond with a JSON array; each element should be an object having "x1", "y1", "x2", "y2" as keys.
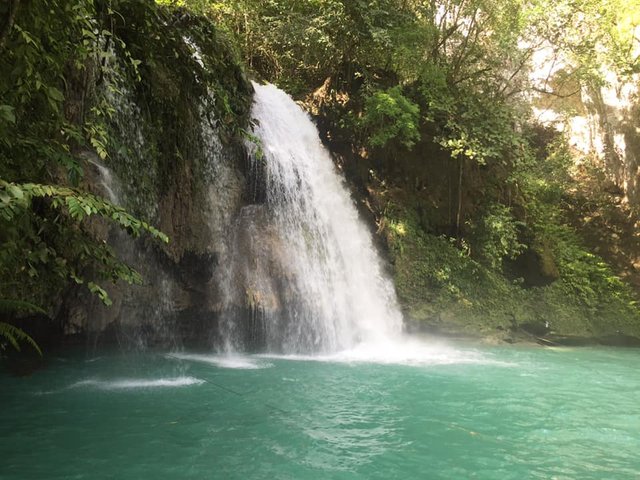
[{"x1": 530, "y1": 86, "x2": 581, "y2": 98}]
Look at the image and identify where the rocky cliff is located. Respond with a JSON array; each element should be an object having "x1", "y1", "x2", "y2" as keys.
[{"x1": 15, "y1": 4, "x2": 256, "y2": 349}]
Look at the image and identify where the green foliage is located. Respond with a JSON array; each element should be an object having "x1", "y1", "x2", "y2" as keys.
[
  {"x1": 241, "y1": 128, "x2": 264, "y2": 160},
  {"x1": 0, "y1": 0, "x2": 176, "y2": 326},
  {"x1": 361, "y1": 86, "x2": 420, "y2": 150},
  {"x1": 382, "y1": 196, "x2": 640, "y2": 337},
  {"x1": 0, "y1": 322, "x2": 41, "y2": 355},
  {"x1": 201, "y1": 0, "x2": 413, "y2": 93},
  {"x1": 553, "y1": 229, "x2": 634, "y2": 309},
  {"x1": 181, "y1": 0, "x2": 535, "y2": 166},
  {"x1": 470, "y1": 204, "x2": 525, "y2": 270},
  {"x1": 0, "y1": 179, "x2": 169, "y2": 307},
  {"x1": 513, "y1": 134, "x2": 639, "y2": 314},
  {"x1": 382, "y1": 199, "x2": 478, "y2": 305},
  {"x1": 431, "y1": 94, "x2": 527, "y2": 167},
  {"x1": 524, "y1": 0, "x2": 640, "y2": 82},
  {"x1": 381, "y1": 199, "x2": 518, "y2": 334},
  {"x1": 1, "y1": 180, "x2": 167, "y2": 243},
  {"x1": 0, "y1": 299, "x2": 45, "y2": 355}
]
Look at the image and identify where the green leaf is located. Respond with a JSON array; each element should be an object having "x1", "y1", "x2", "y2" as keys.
[
  {"x1": 0, "y1": 299, "x2": 46, "y2": 315},
  {"x1": 0, "y1": 105, "x2": 16, "y2": 124},
  {"x1": 88, "y1": 282, "x2": 112, "y2": 306},
  {"x1": 47, "y1": 87, "x2": 64, "y2": 102},
  {"x1": 0, "y1": 321, "x2": 42, "y2": 356}
]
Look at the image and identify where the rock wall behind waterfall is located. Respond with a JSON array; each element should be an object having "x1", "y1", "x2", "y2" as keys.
[{"x1": 58, "y1": 7, "x2": 254, "y2": 347}]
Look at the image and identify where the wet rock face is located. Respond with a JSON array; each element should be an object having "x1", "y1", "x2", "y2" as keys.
[
  {"x1": 70, "y1": 139, "x2": 250, "y2": 348},
  {"x1": 220, "y1": 204, "x2": 291, "y2": 344},
  {"x1": 57, "y1": 16, "x2": 255, "y2": 346},
  {"x1": 178, "y1": 251, "x2": 217, "y2": 285},
  {"x1": 63, "y1": 121, "x2": 251, "y2": 348},
  {"x1": 156, "y1": 145, "x2": 247, "y2": 264},
  {"x1": 217, "y1": 200, "x2": 360, "y2": 352}
]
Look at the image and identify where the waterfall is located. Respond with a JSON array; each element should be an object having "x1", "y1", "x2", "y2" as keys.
[
  {"x1": 221, "y1": 83, "x2": 403, "y2": 353},
  {"x1": 86, "y1": 156, "x2": 120, "y2": 205}
]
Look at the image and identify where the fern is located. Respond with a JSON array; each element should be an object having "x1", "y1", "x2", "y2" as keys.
[
  {"x1": 0, "y1": 299, "x2": 46, "y2": 315},
  {"x1": 0, "y1": 298, "x2": 45, "y2": 355},
  {"x1": 0, "y1": 180, "x2": 169, "y2": 243},
  {"x1": 0, "y1": 322, "x2": 42, "y2": 355}
]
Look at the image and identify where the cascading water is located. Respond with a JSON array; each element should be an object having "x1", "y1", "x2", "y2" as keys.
[
  {"x1": 221, "y1": 83, "x2": 403, "y2": 353},
  {"x1": 85, "y1": 155, "x2": 120, "y2": 205}
]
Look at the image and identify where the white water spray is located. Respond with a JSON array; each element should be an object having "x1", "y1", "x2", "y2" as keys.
[
  {"x1": 84, "y1": 154, "x2": 120, "y2": 205},
  {"x1": 222, "y1": 83, "x2": 403, "y2": 353}
]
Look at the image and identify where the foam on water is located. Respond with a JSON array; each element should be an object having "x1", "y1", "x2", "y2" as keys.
[
  {"x1": 164, "y1": 340, "x2": 513, "y2": 369},
  {"x1": 69, "y1": 376, "x2": 205, "y2": 390},
  {"x1": 259, "y1": 337, "x2": 512, "y2": 367},
  {"x1": 167, "y1": 353, "x2": 273, "y2": 370}
]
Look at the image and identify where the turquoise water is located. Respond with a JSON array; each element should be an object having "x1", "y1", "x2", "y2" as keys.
[{"x1": 1, "y1": 342, "x2": 639, "y2": 479}]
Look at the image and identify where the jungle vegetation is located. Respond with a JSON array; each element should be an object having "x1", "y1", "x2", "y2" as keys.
[
  {"x1": 171, "y1": 0, "x2": 640, "y2": 338},
  {"x1": 1, "y1": 0, "x2": 639, "y2": 351}
]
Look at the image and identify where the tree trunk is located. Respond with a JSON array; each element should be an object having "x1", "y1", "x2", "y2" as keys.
[
  {"x1": 0, "y1": 0, "x2": 21, "y2": 52},
  {"x1": 456, "y1": 157, "x2": 463, "y2": 241}
]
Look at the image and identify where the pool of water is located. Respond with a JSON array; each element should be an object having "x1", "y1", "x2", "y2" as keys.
[{"x1": 1, "y1": 340, "x2": 639, "y2": 479}]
